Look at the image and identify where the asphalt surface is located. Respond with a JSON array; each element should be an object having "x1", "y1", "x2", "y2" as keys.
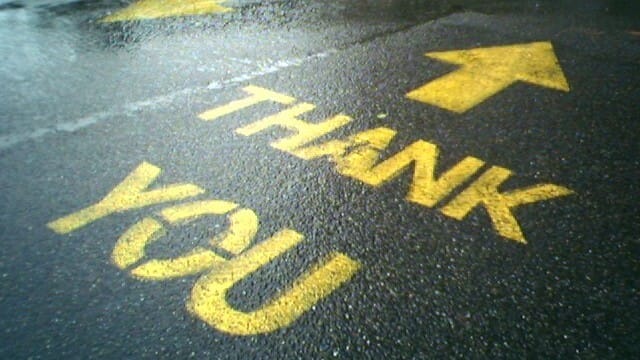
[{"x1": 1, "y1": 0, "x2": 639, "y2": 358}]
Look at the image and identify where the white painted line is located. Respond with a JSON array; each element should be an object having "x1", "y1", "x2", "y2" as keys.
[
  {"x1": 207, "y1": 49, "x2": 336, "y2": 89},
  {"x1": 0, "y1": 50, "x2": 337, "y2": 152}
]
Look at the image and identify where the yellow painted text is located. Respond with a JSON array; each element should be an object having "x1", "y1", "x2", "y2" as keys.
[
  {"x1": 48, "y1": 162, "x2": 204, "y2": 234},
  {"x1": 199, "y1": 85, "x2": 575, "y2": 243}
]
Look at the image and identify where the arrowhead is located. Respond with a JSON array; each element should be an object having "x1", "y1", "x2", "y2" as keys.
[
  {"x1": 426, "y1": 41, "x2": 570, "y2": 92},
  {"x1": 102, "y1": 0, "x2": 232, "y2": 22}
]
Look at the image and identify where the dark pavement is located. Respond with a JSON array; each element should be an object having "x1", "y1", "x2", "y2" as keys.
[{"x1": 1, "y1": 0, "x2": 639, "y2": 358}]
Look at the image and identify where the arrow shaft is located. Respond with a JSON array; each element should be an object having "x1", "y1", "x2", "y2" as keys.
[{"x1": 406, "y1": 68, "x2": 514, "y2": 113}]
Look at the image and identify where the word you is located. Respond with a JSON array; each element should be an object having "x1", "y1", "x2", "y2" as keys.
[{"x1": 48, "y1": 162, "x2": 359, "y2": 335}]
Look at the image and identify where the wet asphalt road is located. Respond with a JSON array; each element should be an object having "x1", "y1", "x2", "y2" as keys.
[{"x1": 1, "y1": 0, "x2": 640, "y2": 358}]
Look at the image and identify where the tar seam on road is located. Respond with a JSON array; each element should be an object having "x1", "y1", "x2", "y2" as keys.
[{"x1": 0, "y1": 49, "x2": 337, "y2": 152}]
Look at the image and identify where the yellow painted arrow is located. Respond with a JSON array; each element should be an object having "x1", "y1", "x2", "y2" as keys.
[
  {"x1": 102, "y1": 0, "x2": 232, "y2": 23},
  {"x1": 406, "y1": 42, "x2": 570, "y2": 113}
]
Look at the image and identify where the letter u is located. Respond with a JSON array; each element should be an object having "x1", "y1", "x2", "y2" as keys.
[{"x1": 188, "y1": 229, "x2": 360, "y2": 335}]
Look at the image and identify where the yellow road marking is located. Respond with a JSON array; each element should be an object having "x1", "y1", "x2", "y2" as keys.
[
  {"x1": 110, "y1": 199, "x2": 359, "y2": 333},
  {"x1": 236, "y1": 103, "x2": 353, "y2": 152},
  {"x1": 112, "y1": 199, "x2": 257, "y2": 280},
  {"x1": 291, "y1": 128, "x2": 571, "y2": 243},
  {"x1": 47, "y1": 162, "x2": 204, "y2": 234},
  {"x1": 293, "y1": 127, "x2": 486, "y2": 208},
  {"x1": 159, "y1": 199, "x2": 238, "y2": 223},
  {"x1": 131, "y1": 247, "x2": 225, "y2": 280},
  {"x1": 102, "y1": 0, "x2": 232, "y2": 23},
  {"x1": 406, "y1": 42, "x2": 570, "y2": 113},
  {"x1": 199, "y1": 85, "x2": 296, "y2": 121},
  {"x1": 49, "y1": 162, "x2": 361, "y2": 334},
  {"x1": 439, "y1": 166, "x2": 574, "y2": 243},
  {"x1": 112, "y1": 217, "x2": 165, "y2": 269},
  {"x1": 199, "y1": 85, "x2": 575, "y2": 243},
  {"x1": 210, "y1": 209, "x2": 259, "y2": 255},
  {"x1": 189, "y1": 229, "x2": 360, "y2": 335}
]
